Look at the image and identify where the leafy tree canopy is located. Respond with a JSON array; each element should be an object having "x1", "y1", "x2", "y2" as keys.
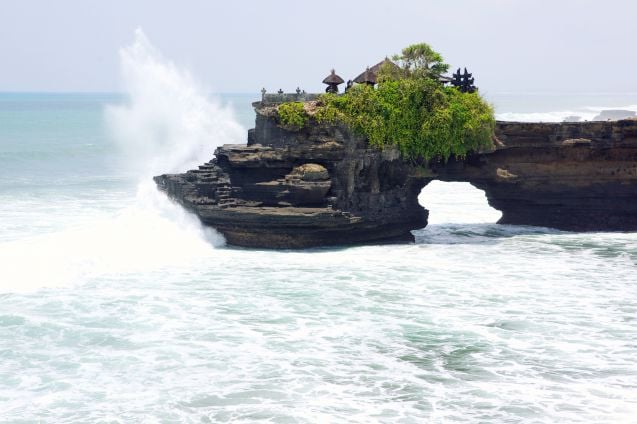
[{"x1": 392, "y1": 42, "x2": 450, "y2": 79}]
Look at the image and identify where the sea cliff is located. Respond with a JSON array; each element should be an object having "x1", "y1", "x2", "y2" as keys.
[{"x1": 154, "y1": 101, "x2": 637, "y2": 248}]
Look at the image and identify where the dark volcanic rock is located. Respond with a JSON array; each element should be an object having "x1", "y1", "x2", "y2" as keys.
[
  {"x1": 155, "y1": 100, "x2": 637, "y2": 248},
  {"x1": 154, "y1": 103, "x2": 428, "y2": 248}
]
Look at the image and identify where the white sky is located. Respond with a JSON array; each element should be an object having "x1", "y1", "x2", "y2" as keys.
[{"x1": 1, "y1": 0, "x2": 636, "y2": 94}]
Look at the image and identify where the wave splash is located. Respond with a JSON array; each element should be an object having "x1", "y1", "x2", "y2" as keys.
[
  {"x1": 0, "y1": 183, "x2": 223, "y2": 292},
  {"x1": 0, "y1": 29, "x2": 243, "y2": 292},
  {"x1": 106, "y1": 28, "x2": 245, "y2": 176}
]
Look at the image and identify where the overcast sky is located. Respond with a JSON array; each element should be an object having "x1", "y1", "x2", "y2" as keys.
[{"x1": 1, "y1": 0, "x2": 636, "y2": 94}]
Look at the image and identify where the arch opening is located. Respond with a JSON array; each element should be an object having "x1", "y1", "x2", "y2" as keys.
[{"x1": 418, "y1": 181, "x2": 502, "y2": 225}]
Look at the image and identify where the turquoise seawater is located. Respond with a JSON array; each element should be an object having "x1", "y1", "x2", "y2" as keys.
[{"x1": 1, "y1": 92, "x2": 637, "y2": 423}]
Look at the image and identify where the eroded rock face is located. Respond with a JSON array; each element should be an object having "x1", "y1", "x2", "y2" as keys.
[
  {"x1": 155, "y1": 101, "x2": 637, "y2": 248},
  {"x1": 154, "y1": 103, "x2": 428, "y2": 248}
]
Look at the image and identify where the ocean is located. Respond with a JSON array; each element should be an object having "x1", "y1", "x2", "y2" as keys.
[{"x1": 1, "y1": 34, "x2": 637, "y2": 424}]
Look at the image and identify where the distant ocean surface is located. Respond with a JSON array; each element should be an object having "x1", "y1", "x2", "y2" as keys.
[{"x1": 2, "y1": 84, "x2": 637, "y2": 423}]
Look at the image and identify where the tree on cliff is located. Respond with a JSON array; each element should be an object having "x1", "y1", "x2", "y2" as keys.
[{"x1": 391, "y1": 42, "x2": 450, "y2": 79}]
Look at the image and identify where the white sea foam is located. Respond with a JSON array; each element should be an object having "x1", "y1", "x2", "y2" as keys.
[{"x1": 496, "y1": 104, "x2": 637, "y2": 122}]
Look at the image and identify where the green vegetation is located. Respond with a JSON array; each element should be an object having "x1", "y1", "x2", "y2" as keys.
[
  {"x1": 277, "y1": 101, "x2": 308, "y2": 129},
  {"x1": 391, "y1": 42, "x2": 449, "y2": 79},
  {"x1": 278, "y1": 43, "x2": 495, "y2": 161}
]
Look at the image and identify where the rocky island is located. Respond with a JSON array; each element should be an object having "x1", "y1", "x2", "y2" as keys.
[
  {"x1": 154, "y1": 44, "x2": 637, "y2": 248},
  {"x1": 154, "y1": 98, "x2": 637, "y2": 248}
]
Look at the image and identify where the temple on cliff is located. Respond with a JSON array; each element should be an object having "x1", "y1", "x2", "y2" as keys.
[
  {"x1": 268, "y1": 58, "x2": 474, "y2": 99},
  {"x1": 351, "y1": 58, "x2": 456, "y2": 88},
  {"x1": 352, "y1": 58, "x2": 399, "y2": 86}
]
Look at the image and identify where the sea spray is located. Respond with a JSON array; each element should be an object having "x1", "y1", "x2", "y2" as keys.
[
  {"x1": 106, "y1": 28, "x2": 245, "y2": 176},
  {"x1": 0, "y1": 30, "x2": 244, "y2": 292}
]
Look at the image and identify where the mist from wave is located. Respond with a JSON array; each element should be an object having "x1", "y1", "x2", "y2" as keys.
[{"x1": 105, "y1": 28, "x2": 244, "y2": 177}]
